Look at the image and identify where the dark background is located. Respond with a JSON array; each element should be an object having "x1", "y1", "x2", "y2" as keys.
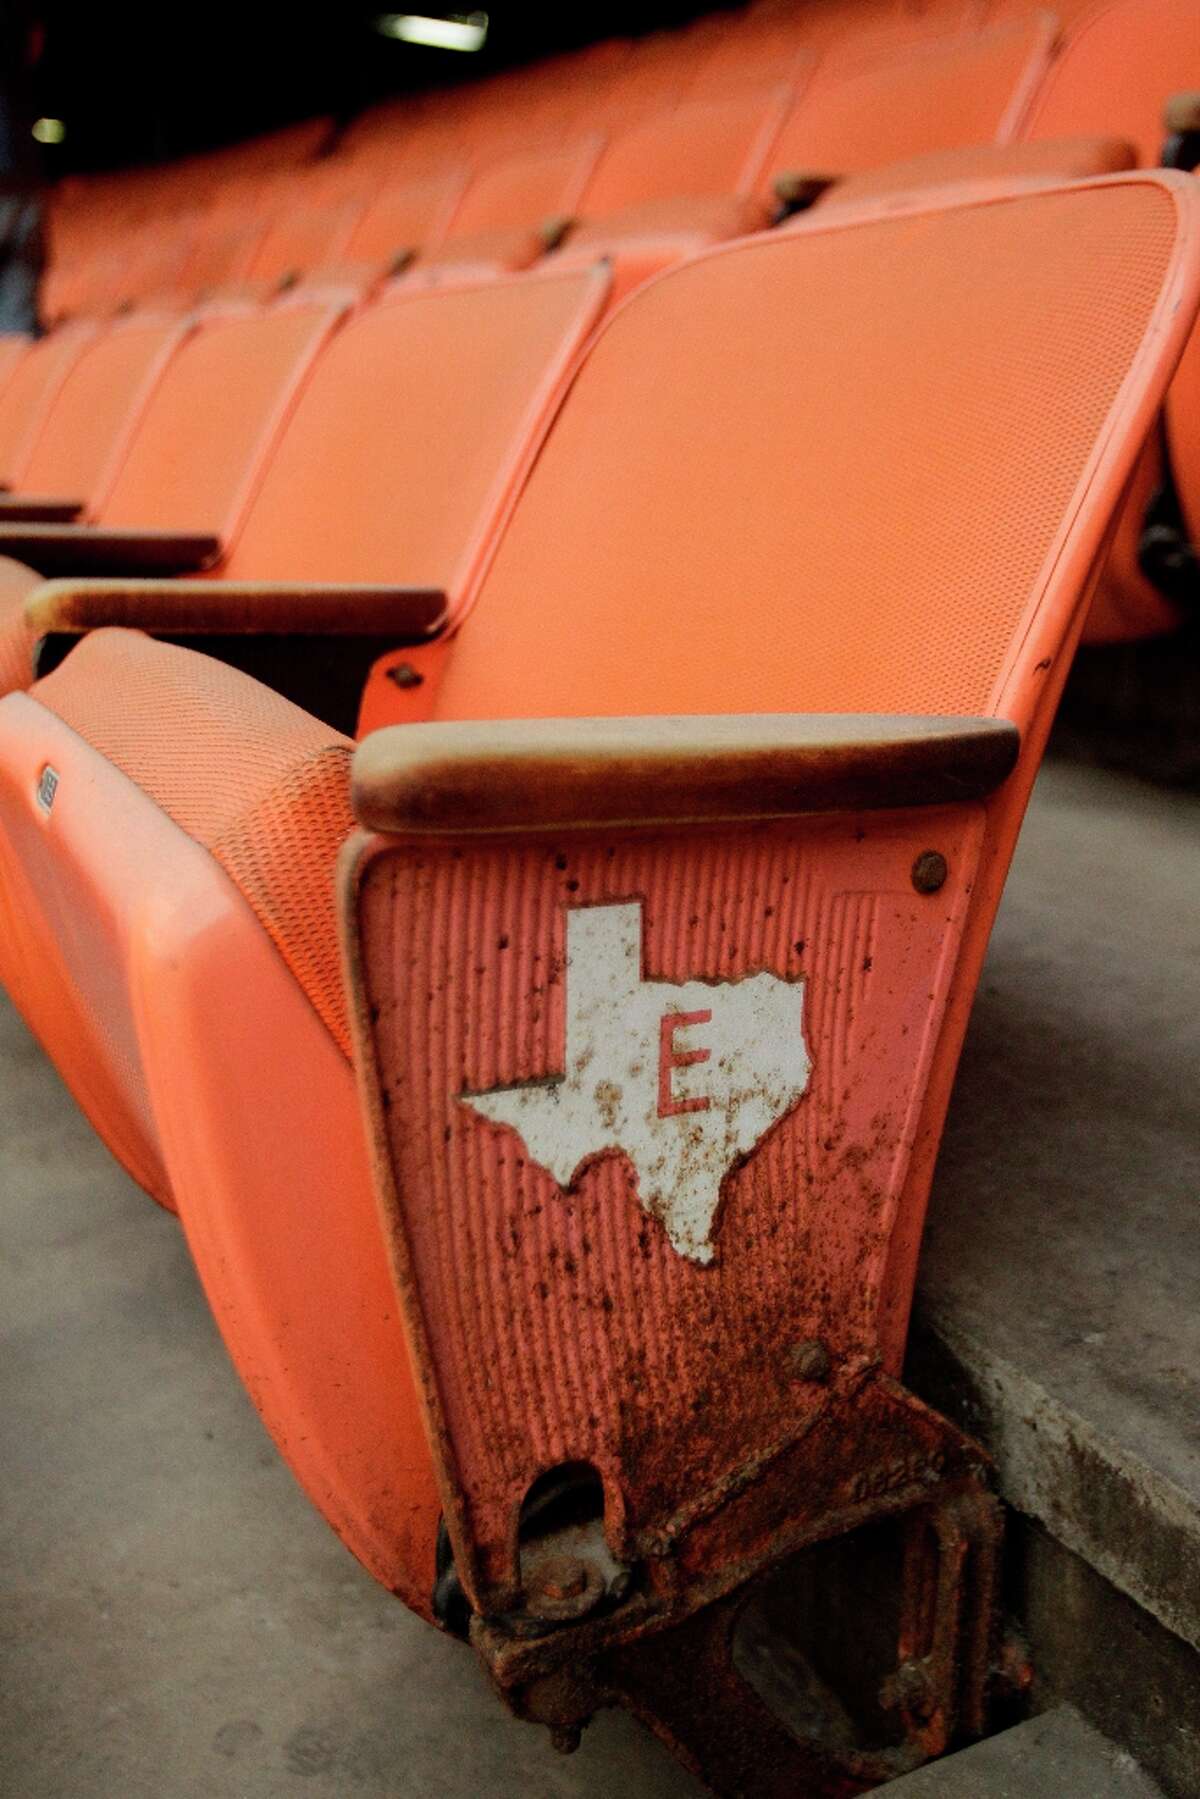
[{"x1": 31, "y1": 3, "x2": 715, "y2": 176}]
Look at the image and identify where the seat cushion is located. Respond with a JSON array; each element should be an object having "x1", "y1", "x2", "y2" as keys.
[{"x1": 31, "y1": 628, "x2": 356, "y2": 1053}]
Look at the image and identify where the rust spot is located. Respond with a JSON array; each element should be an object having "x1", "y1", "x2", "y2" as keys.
[
  {"x1": 911, "y1": 850, "x2": 948, "y2": 895},
  {"x1": 786, "y1": 1339, "x2": 832, "y2": 1383}
]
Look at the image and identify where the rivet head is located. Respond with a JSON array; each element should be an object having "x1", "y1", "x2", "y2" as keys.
[
  {"x1": 521, "y1": 1553, "x2": 606, "y2": 1623},
  {"x1": 786, "y1": 1338, "x2": 831, "y2": 1383},
  {"x1": 531, "y1": 1556, "x2": 588, "y2": 1602},
  {"x1": 911, "y1": 850, "x2": 948, "y2": 894},
  {"x1": 387, "y1": 662, "x2": 424, "y2": 690},
  {"x1": 884, "y1": 1657, "x2": 936, "y2": 1721}
]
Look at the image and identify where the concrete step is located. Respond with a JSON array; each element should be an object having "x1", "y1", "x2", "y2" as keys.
[
  {"x1": 906, "y1": 757, "x2": 1200, "y2": 1797},
  {"x1": 886, "y1": 1708, "x2": 1163, "y2": 1797}
]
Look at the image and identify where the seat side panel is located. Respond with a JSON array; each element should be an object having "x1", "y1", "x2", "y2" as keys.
[
  {"x1": 133, "y1": 843, "x2": 440, "y2": 1609},
  {"x1": 0, "y1": 695, "x2": 176, "y2": 1202},
  {"x1": 0, "y1": 690, "x2": 439, "y2": 1606}
]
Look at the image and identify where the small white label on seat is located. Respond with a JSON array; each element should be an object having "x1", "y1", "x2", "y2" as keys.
[
  {"x1": 463, "y1": 901, "x2": 810, "y2": 1263},
  {"x1": 36, "y1": 765, "x2": 59, "y2": 815}
]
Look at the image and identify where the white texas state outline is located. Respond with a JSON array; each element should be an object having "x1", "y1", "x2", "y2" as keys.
[{"x1": 462, "y1": 901, "x2": 811, "y2": 1263}]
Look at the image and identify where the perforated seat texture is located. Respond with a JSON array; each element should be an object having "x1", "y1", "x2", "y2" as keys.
[
  {"x1": 434, "y1": 181, "x2": 1182, "y2": 727},
  {"x1": 30, "y1": 629, "x2": 356, "y2": 1054}
]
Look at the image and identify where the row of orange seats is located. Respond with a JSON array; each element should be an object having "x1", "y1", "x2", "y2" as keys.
[
  {"x1": 0, "y1": 156, "x2": 1191, "y2": 702},
  {"x1": 24, "y1": 0, "x2": 1199, "y2": 656},
  {"x1": 0, "y1": 171, "x2": 1193, "y2": 1784},
  {"x1": 0, "y1": 3, "x2": 1196, "y2": 1783},
  {"x1": 44, "y1": 0, "x2": 1195, "y2": 323}
]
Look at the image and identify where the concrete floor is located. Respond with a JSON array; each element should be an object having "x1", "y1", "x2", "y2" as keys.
[
  {"x1": 887, "y1": 1707, "x2": 1164, "y2": 1797},
  {"x1": 0, "y1": 756, "x2": 1193, "y2": 1797},
  {"x1": 920, "y1": 757, "x2": 1200, "y2": 1509},
  {"x1": 0, "y1": 968, "x2": 700, "y2": 1797}
]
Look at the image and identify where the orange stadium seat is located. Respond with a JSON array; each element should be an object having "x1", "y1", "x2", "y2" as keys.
[
  {"x1": 333, "y1": 178, "x2": 1199, "y2": 1782},
  {"x1": 0, "y1": 312, "x2": 194, "y2": 524},
  {"x1": 170, "y1": 266, "x2": 609, "y2": 599},
  {"x1": 10, "y1": 1, "x2": 1200, "y2": 1784},
  {"x1": 411, "y1": 135, "x2": 606, "y2": 279},
  {"x1": 545, "y1": 86, "x2": 793, "y2": 304},
  {"x1": 1015, "y1": 0, "x2": 1200, "y2": 641},
  {"x1": 683, "y1": 11, "x2": 815, "y2": 98},
  {"x1": 0, "y1": 267, "x2": 611, "y2": 677},
  {"x1": 761, "y1": 13, "x2": 1059, "y2": 197},
  {"x1": 236, "y1": 197, "x2": 365, "y2": 297},
  {"x1": 1020, "y1": 0, "x2": 1200, "y2": 167},
  {"x1": 0, "y1": 297, "x2": 346, "y2": 665},
  {"x1": 162, "y1": 212, "x2": 266, "y2": 306},
  {"x1": 579, "y1": 29, "x2": 696, "y2": 126},
  {"x1": 42, "y1": 223, "x2": 195, "y2": 322},
  {"x1": 47, "y1": 155, "x2": 328, "y2": 319},
  {"x1": 0, "y1": 321, "x2": 100, "y2": 491},
  {"x1": 435, "y1": 39, "x2": 639, "y2": 150},
  {"x1": 577, "y1": 83, "x2": 792, "y2": 218},
  {"x1": 50, "y1": 209, "x2": 266, "y2": 320},
  {"x1": 0, "y1": 261, "x2": 608, "y2": 1209},
  {"x1": 0, "y1": 179, "x2": 1192, "y2": 1772},
  {"x1": 332, "y1": 169, "x2": 470, "y2": 278}
]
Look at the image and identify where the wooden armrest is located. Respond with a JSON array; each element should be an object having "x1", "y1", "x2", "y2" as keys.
[
  {"x1": 27, "y1": 578, "x2": 448, "y2": 640},
  {"x1": 0, "y1": 495, "x2": 83, "y2": 523},
  {"x1": 772, "y1": 171, "x2": 840, "y2": 215},
  {"x1": 0, "y1": 525, "x2": 221, "y2": 576},
  {"x1": 1164, "y1": 91, "x2": 1200, "y2": 135},
  {"x1": 352, "y1": 713, "x2": 1020, "y2": 836},
  {"x1": 31, "y1": 580, "x2": 448, "y2": 736},
  {"x1": 538, "y1": 213, "x2": 575, "y2": 253}
]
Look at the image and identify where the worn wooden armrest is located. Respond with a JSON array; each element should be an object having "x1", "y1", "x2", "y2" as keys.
[
  {"x1": 538, "y1": 213, "x2": 576, "y2": 253},
  {"x1": 30, "y1": 580, "x2": 448, "y2": 736},
  {"x1": 352, "y1": 713, "x2": 1020, "y2": 835},
  {"x1": 1164, "y1": 91, "x2": 1200, "y2": 135},
  {"x1": 772, "y1": 170, "x2": 840, "y2": 216},
  {"x1": 27, "y1": 578, "x2": 448, "y2": 640},
  {"x1": 0, "y1": 495, "x2": 84, "y2": 523},
  {"x1": 0, "y1": 524, "x2": 221, "y2": 576}
]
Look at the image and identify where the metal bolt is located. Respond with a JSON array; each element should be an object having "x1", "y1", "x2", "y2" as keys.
[
  {"x1": 911, "y1": 850, "x2": 948, "y2": 894},
  {"x1": 786, "y1": 1338, "x2": 831, "y2": 1383},
  {"x1": 521, "y1": 1551, "x2": 608, "y2": 1622},
  {"x1": 890, "y1": 1658, "x2": 936, "y2": 1721},
  {"x1": 531, "y1": 1556, "x2": 589, "y2": 1603},
  {"x1": 387, "y1": 662, "x2": 424, "y2": 689}
]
